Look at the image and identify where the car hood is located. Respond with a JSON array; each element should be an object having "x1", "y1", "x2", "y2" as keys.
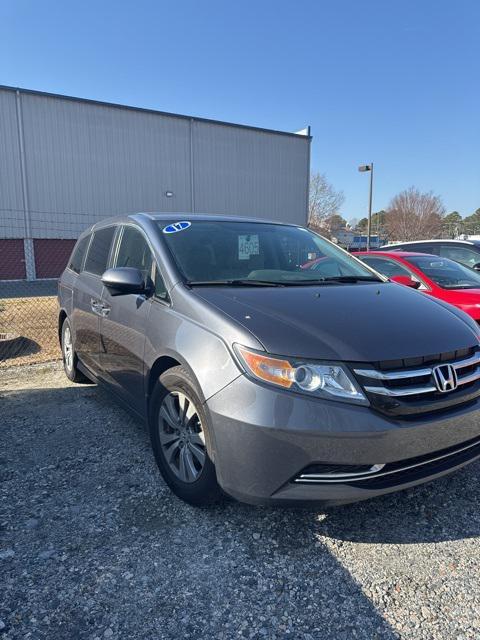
[{"x1": 194, "y1": 282, "x2": 479, "y2": 362}]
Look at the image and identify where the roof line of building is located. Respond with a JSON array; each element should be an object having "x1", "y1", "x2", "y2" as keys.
[{"x1": 0, "y1": 84, "x2": 312, "y2": 141}]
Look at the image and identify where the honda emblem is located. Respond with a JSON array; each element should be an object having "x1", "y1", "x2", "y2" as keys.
[{"x1": 432, "y1": 364, "x2": 458, "y2": 393}]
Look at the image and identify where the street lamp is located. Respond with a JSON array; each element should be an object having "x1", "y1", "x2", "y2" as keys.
[{"x1": 358, "y1": 163, "x2": 374, "y2": 250}]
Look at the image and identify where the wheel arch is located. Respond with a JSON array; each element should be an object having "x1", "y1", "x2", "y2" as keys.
[{"x1": 146, "y1": 354, "x2": 205, "y2": 405}]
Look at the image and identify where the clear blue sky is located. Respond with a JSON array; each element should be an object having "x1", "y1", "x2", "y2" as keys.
[{"x1": 1, "y1": 0, "x2": 479, "y2": 221}]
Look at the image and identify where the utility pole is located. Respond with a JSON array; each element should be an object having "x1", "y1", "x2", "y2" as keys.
[{"x1": 358, "y1": 163, "x2": 374, "y2": 250}]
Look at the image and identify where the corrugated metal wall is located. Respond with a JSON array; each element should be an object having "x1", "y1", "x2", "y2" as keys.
[
  {"x1": 19, "y1": 92, "x2": 194, "y2": 238},
  {"x1": 193, "y1": 121, "x2": 309, "y2": 222},
  {"x1": 0, "y1": 86, "x2": 310, "y2": 278},
  {"x1": 0, "y1": 89, "x2": 25, "y2": 239}
]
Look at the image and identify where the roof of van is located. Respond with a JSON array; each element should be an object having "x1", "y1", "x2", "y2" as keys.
[
  {"x1": 383, "y1": 239, "x2": 480, "y2": 248},
  {"x1": 357, "y1": 250, "x2": 439, "y2": 258},
  {"x1": 85, "y1": 213, "x2": 304, "y2": 235},
  {"x1": 142, "y1": 213, "x2": 299, "y2": 226}
]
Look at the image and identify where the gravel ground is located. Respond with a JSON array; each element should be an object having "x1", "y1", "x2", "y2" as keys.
[{"x1": 1, "y1": 363, "x2": 479, "y2": 640}]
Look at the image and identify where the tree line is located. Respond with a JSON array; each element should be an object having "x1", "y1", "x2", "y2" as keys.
[{"x1": 308, "y1": 172, "x2": 480, "y2": 241}]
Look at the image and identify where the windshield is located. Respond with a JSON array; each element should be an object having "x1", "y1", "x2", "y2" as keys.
[
  {"x1": 407, "y1": 256, "x2": 480, "y2": 289},
  {"x1": 159, "y1": 220, "x2": 382, "y2": 285}
]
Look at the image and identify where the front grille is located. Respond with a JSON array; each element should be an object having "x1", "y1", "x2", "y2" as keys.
[
  {"x1": 353, "y1": 347, "x2": 480, "y2": 417},
  {"x1": 294, "y1": 435, "x2": 480, "y2": 487}
]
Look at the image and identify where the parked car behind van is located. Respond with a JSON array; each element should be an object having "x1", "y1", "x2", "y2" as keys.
[
  {"x1": 358, "y1": 251, "x2": 480, "y2": 322},
  {"x1": 383, "y1": 239, "x2": 480, "y2": 271},
  {"x1": 58, "y1": 214, "x2": 480, "y2": 506}
]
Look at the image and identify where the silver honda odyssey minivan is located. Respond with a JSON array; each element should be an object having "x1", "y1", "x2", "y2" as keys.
[{"x1": 58, "y1": 213, "x2": 480, "y2": 506}]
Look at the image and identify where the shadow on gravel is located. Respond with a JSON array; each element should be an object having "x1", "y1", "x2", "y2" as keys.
[
  {"x1": 314, "y1": 464, "x2": 480, "y2": 544},
  {"x1": 225, "y1": 461, "x2": 480, "y2": 546},
  {"x1": 2, "y1": 381, "x2": 479, "y2": 639},
  {"x1": 221, "y1": 451, "x2": 480, "y2": 547},
  {"x1": 0, "y1": 336, "x2": 41, "y2": 361}
]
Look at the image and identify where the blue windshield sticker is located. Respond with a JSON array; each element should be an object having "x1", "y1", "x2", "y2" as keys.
[{"x1": 163, "y1": 221, "x2": 191, "y2": 234}]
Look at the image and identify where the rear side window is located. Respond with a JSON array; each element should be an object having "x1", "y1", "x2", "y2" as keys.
[
  {"x1": 69, "y1": 235, "x2": 90, "y2": 273},
  {"x1": 438, "y1": 245, "x2": 480, "y2": 268},
  {"x1": 84, "y1": 226, "x2": 116, "y2": 276},
  {"x1": 387, "y1": 243, "x2": 438, "y2": 254},
  {"x1": 404, "y1": 243, "x2": 439, "y2": 255}
]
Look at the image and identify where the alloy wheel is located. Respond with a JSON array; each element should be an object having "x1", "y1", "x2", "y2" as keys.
[
  {"x1": 158, "y1": 391, "x2": 206, "y2": 483},
  {"x1": 63, "y1": 326, "x2": 73, "y2": 372}
]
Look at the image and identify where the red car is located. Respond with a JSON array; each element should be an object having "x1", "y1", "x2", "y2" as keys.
[{"x1": 357, "y1": 251, "x2": 480, "y2": 322}]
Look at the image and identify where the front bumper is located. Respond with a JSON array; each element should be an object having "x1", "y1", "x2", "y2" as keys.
[{"x1": 205, "y1": 375, "x2": 480, "y2": 506}]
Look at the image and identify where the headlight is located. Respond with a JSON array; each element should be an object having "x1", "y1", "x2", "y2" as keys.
[{"x1": 234, "y1": 345, "x2": 368, "y2": 405}]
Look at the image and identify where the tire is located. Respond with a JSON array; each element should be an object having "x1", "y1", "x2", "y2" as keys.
[
  {"x1": 149, "y1": 365, "x2": 223, "y2": 506},
  {"x1": 61, "y1": 318, "x2": 90, "y2": 383}
]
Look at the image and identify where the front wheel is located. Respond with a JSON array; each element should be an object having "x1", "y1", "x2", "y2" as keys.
[{"x1": 149, "y1": 366, "x2": 223, "y2": 506}]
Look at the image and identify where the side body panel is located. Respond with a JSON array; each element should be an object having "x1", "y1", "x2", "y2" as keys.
[
  {"x1": 99, "y1": 289, "x2": 152, "y2": 414},
  {"x1": 58, "y1": 268, "x2": 77, "y2": 320},
  {"x1": 71, "y1": 271, "x2": 103, "y2": 373},
  {"x1": 141, "y1": 280, "x2": 272, "y2": 440},
  {"x1": 143, "y1": 295, "x2": 248, "y2": 405}
]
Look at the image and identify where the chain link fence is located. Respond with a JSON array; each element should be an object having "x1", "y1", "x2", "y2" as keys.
[{"x1": 0, "y1": 211, "x2": 98, "y2": 369}]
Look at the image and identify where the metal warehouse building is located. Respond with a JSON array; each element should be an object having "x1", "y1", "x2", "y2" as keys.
[{"x1": 0, "y1": 85, "x2": 311, "y2": 281}]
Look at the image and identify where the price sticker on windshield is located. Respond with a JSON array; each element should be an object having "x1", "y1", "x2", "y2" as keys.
[{"x1": 238, "y1": 234, "x2": 260, "y2": 260}]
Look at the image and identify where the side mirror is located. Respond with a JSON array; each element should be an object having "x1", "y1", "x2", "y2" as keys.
[
  {"x1": 390, "y1": 275, "x2": 421, "y2": 289},
  {"x1": 102, "y1": 267, "x2": 147, "y2": 296},
  {"x1": 472, "y1": 263, "x2": 480, "y2": 272}
]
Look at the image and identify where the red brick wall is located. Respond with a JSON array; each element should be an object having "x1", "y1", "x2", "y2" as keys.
[
  {"x1": 0, "y1": 240, "x2": 27, "y2": 280},
  {"x1": 34, "y1": 239, "x2": 76, "y2": 279}
]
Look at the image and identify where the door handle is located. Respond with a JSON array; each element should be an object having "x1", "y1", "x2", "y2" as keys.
[
  {"x1": 90, "y1": 298, "x2": 110, "y2": 317},
  {"x1": 90, "y1": 298, "x2": 102, "y2": 315}
]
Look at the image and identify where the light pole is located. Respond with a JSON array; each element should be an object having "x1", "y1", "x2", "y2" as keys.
[{"x1": 358, "y1": 163, "x2": 374, "y2": 250}]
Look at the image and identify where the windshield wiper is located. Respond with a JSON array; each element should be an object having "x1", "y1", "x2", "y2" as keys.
[
  {"x1": 187, "y1": 276, "x2": 381, "y2": 287},
  {"x1": 257, "y1": 276, "x2": 381, "y2": 286},
  {"x1": 186, "y1": 279, "x2": 286, "y2": 287}
]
